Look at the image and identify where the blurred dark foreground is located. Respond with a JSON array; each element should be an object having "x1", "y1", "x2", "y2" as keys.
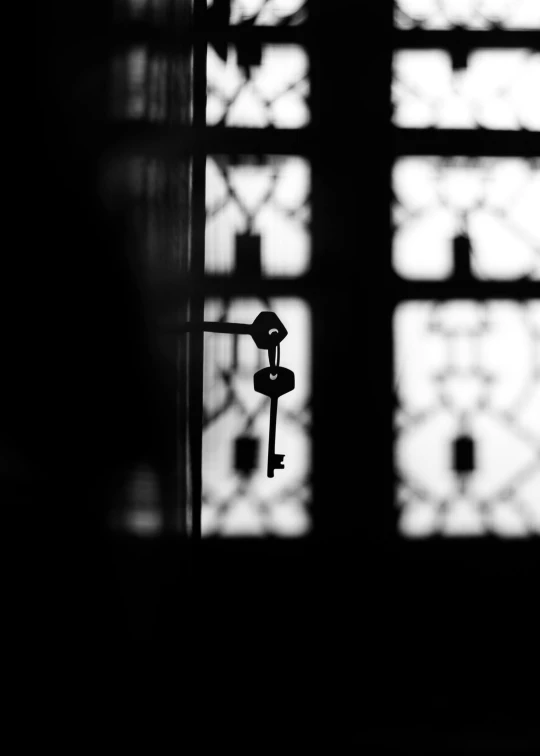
[{"x1": 7, "y1": 0, "x2": 186, "y2": 742}]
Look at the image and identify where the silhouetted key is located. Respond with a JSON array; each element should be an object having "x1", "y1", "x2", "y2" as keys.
[{"x1": 253, "y1": 366, "x2": 295, "y2": 478}]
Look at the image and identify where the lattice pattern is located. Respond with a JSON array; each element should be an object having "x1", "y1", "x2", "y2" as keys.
[
  {"x1": 202, "y1": 298, "x2": 311, "y2": 536},
  {"x1": 393, "y1": 49, "x2": 540, "y2": 130},
  {"x1": 395, "y1": 0, "x2": 540, "y2": 29},
  {"x1": 393, "y1": 157, "x2": 540, "y2": 280},
  {"x1": 395, "y1": 300, "x2": 540, "y2": 537},
  {"x1": 207, "y1": 44, "x2": 309, "y2": 127},
  {"x1": 207, "y1": 0, "x2": 307, "y2": 25},
  {"x1": 205, "y1": 155, "x2": 310, "y2": 276}
]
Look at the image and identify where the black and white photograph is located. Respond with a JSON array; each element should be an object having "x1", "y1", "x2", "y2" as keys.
[{"x1": 14, "y1": 0, "x2": 540, "y2": 751}]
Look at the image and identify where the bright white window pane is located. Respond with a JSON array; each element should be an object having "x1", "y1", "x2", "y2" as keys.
[
  {"x1": 394, "y1": 300, "x2": 540, "y2": 537},
  {"x1": 206, "y1": 155, "x2": 311, "y2": 277},
  {"x1": 208, "y1": 0, "x2": 307, "y2": 25},
  {"x1": 395, "y1": 0, "x2": 540, "y2": 29},
  {"x1": 393, "y1": 157, "x2": 540, "y2": 280},
  {"x1": 202, "y1": 298, "x2": 311, "y2": 537},
  {"x1": 207, "y1": 45, "x2": 310, "y2": 128},
  {"x1": 393, "y1": 50, "x2": 540, "y2": 130}
]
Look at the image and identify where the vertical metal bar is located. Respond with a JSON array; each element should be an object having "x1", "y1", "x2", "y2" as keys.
[{"x1": 188, "y1": 0, "x2": 207, "y2": 541}]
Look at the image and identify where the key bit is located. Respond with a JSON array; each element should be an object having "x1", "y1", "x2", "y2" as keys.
[{"x1": 270, "y1": 453, "x2": 285, "y2": 473}]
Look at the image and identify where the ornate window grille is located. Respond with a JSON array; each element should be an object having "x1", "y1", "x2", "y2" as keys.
[
  {"x1": 392, "y1": 0, "x2": 540, "y2": 538},
  {"x1": 103, "y1": 0, "x2": 539, "y2": 543}
]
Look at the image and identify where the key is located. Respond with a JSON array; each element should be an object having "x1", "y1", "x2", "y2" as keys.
[
  {"x1": 253, "y1": 366, "x2": 295, "y2": 478},
  {"x1": 197, "y1": 312, "x2": 287, "y2": 350}
]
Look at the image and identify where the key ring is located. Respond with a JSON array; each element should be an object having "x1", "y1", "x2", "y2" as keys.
[{"x1": 268, "y1": 342, "x2": 280, "y2": 377}]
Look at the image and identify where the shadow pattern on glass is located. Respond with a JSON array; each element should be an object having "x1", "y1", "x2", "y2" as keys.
[{"x1": 207, "y1": 44, "x2": 309, "y2": 127}]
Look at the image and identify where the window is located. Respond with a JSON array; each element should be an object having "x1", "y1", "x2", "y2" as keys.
[
  {"x1": 392, "y1": 0, "x2": 540, "y2": 538},
  {"x1": 105, "y1": 1, "x2": 539, "y2": 544}
]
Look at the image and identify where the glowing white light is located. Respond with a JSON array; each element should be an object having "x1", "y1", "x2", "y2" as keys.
[{"x1": 202, "y1": 298, "x2": 311, "y2": 537}]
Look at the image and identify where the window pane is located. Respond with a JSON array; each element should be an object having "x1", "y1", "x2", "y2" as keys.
[
  {"x1": 393, "y1": 50, "x2": 540, "y2": 130},
  {"x1": 205, "y1": 155, "x2": 311, "y2": 277},
  {"x1": 393, "y1": 157, "x2": 540, "y2": 280},
  {"x1": 394, "y1": 300, "x2": 540, "y2": 537},
  {"x1": 207, "y1": 44, "x2": 309, "y2": 127},
  {"x1": 395, "y1": 0, "x2": 540, "y2": 29},
  {"x1": 202, "y1": 298, "x2": 311, "y2": 536},
  {"x1": 207, "y1": 0, "x2": 307, "y2": 26}
]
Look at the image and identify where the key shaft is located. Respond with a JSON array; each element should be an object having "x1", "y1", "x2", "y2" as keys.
[
  {"x1": 162, "y1": 311, "x2": 287, "y2": 350},
  {"x1": 267, "y1": 396, "x2": 279, "y2": 478}
]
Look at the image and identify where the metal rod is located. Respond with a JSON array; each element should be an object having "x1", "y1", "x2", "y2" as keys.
[{"x1": 165, "y1": 320, "x2": 253, "y2": 335}]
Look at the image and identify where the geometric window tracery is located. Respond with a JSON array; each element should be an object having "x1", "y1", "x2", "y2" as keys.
[
  {"x1": 207, "y1": 44, "x2": 310, "y2": 127},
  {"x1": 394, "y1": 299, "x2": 540, "y2": 537},
  {"x1": 393, "y1": 50, "x2": 540, "y2": 130},
  {"x1": 205, "y1": 155, "x2": 311, "y2": 276},
  {"x1": 207, "y1": 0, "x2": 308, "y2": 25},
  {"x1": 394, "y1": 0, "x2": 540, "y2": 30},
  {"x1": 393, "y1": 156, "x2": 540, "y2": 280},
  {"x1": 202, "y1": 297, "x2": 311, "y2": 536}
]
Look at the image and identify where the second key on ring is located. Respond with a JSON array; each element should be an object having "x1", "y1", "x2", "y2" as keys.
[{"x1": 254, "y1": 366, "x2": 295, "y2": 477}]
